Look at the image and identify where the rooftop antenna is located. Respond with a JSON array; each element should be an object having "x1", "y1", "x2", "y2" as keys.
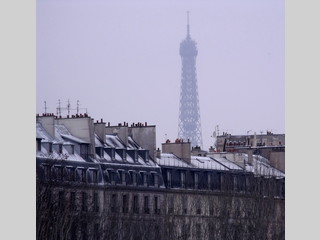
[
  {"x1": 77, "y1": 100, "x2": 79, "y2": 114},
  {"x1": 67, "y1": 99, "x2": 71, "y2": 115},
  {"x1": 44, "y1": 101, "x2": 47, "y2": 114},
  {"x1": 187, "y1": 11, "x2": 190, "y2": 37},
  {"x1": 57, "y1": 99, "x2": 61, "y2": 117}
]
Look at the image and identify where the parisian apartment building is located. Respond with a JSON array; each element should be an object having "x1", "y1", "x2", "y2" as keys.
[{"x1": 36, "y1": 113, "x2": 285, "y2": 240}]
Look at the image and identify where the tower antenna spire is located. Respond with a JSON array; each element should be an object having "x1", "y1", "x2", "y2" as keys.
[
  {"x1": 44, "y1": 101, "x2": 47, "y2": 114},
  {"x1": 187, "y1": 11, "x2": 190, "y2": 37}
]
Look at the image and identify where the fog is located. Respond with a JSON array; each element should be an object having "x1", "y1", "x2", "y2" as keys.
[{"x1": 36, "y1": 0, "x2": 284, "y2": 150}]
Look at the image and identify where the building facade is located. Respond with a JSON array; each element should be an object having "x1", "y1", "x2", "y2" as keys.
[
  {"x1": 36, "y1": 113, "x2": 285, "y2": 240},
  {"x1": 214, "y1": 132, "x2": 285, "y2": 172}
]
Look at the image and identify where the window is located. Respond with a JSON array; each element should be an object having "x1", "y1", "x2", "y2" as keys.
[
  {"x1": 54, "y1": 166, "x2": 64, "y2": 181},
  {"x1": 93, "y1": 224, "x2": 99, "y2": 240},
  {"x1": 70, "y1": 223, "x2": 77, "y2": 240},
  {"x1": 93, "y1": 192, "x2": 99, "y2": 212},
  {"x1": 154, "y1": 174, "x2": 159, "y2": 187},
  {"x1": 150, "y1": 173, "x2": 155, "y2": 186},
  {"x1": 48, "y1": 143, "x2": 53, "y2": 153},
  {"x1": 209, "y1": 203, "x2": 214, "y2": 216},
  {"x1": 167, "y1": 171, "x2": 172, "y2": 188},
  {"x1": 144, "y1": 196, "x2": 150, "y2": 214},
  {"x1": 207, "y1": 173, "x2": 212, "y2": 189},
  {"x1": 67, "y1": 167, "x2": 75, "y2": 182},
  {"x1": 233, "y1": 175, "x2": 238, "y2": 191},
  {"x1": 110, "y1": 172, "x2": 116, "y2": 185},
  {"x1": 37, "y1": 139, "x2": 41, "y2": 151},
  {"x1": 213, "y1": 173, "x2": 221, "y2": 190},
  {"x1": 141, "y1": 172, "x2": 147, "y2": 186},
  {"x1": 196, "y1": 224, "x2": 201, "y2": 240},
  {"x1": 92, "y1": 170, "x2": 98, "y2": 184},
  {"x1": 182, "y1": 197, "x2": 187, "y2": 214},
  {"x1": 59, "y1": 144, "x2": 63, "y2": 154},
  {"x1": 70, "y1": 192, "x2": 76, "y2": 211},
  {"x1": 82, "y1": 192, "x2": 88, "y2": 212},
  {"x1": 80, "y1": 144, "x2": 89, "y2": 160},
  {"x1": 78, "y1": 168, "x2": 86, "y2": 183},
  {"x1": 58, "y1": 191, "x2": 64, "y2": 209},
  {"x1": 70, "y1": 145, "x2": 75, "y2": 154},
  {"x1": 121, "y1": 171, "x2": 126, "y2": 185},
  {"x1": 154, "y1": 196, "x2": 160, "y2": 214},
  {"x1": 122, "y1": 195, "x2": 128, "y2": 213},
  {"x1": 168, "y1": 196, "x2": 174, "y2": 214},
  {"x1": 194, "y1": 173, "x2": 199, "y2": 189},
  {"x1": 43, "y1": 164, "x2": 51, "y2": 180},
  {"x1": 196, "y1": 200, "x2": 201, "y2": 214},
  {"x1": 181, "y1": 172, "x2": 186, "y2": 188},
  {"x1": 133, "y1": 195, "x2": 139, "y2": 213},
  {"x1": 130, "y1": 171, "x2": 137, "y2": 186},
  {"x1": 111, "y1": 194, "x2": 117, "y2": 213},
  {"x1": 81, "y1": 222, "x2": 87, "y2": 240},
  {"x1": 96, "y1": 147, "x2": 103, "y2": 158}
]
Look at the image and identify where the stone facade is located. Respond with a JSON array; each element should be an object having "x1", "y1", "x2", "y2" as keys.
[{"x1": 36, "y1": 113, "x2": 285, "y2": 240}]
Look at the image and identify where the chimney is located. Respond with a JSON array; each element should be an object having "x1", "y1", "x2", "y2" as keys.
[
  {"x1": 37, "y1": 114, "x2": 55, "y2": 139},
  {"x1": 247, "y1": 149, "x2": 253, "y2": 165},
  {"x1": 94, "y1": 120, "x2": 106, "y2": 144},
  {"x1": 156, "y1": 148, "x2": 161, "y2": 159},
  {"x1": 162, "y1": 141, "x2": 191, "y2": 163},
  {"x1": 253, "y1": 132, "x2": 257, "y2": 147}
]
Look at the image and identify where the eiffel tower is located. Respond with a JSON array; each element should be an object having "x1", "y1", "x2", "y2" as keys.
[{"x1": 178, "y1": 12, "x2": 203, "y2": 148}]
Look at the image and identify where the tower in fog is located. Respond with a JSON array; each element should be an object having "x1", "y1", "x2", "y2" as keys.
[{"x1": 178, "y1": 12, "x2": 203, "y2": 148}]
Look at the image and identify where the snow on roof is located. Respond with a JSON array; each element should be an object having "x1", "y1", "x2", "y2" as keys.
[
  {"x1": 211, "y1": 156, "x2": 243, "y2": 170},
  {"x1": 157, "y1": 153, "x2": 193, "y2": 168},
  {"x1": 94, "y1": 134, "x2": 104, "y2": 147},
  {"x1": 191, "y1": 156, "x2": 229, "y2": 171},
  {"x1": 36, "y1": 123, "x2": 54, "y2": 142},
  {"x1": 128, "y1": 136, "x2": 141, "y2": 149},
  {"x1": 105, "y1": 135, "x2": 126, "y2": 148},
  {"x1": 245, "y1": 155, "x2": 285, "y2": 178},
  {"x1": 60, "y1": 134, "x2": 89, "y2": 144}
]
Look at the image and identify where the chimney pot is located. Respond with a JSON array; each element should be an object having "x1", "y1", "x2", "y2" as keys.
[
  {"x1": 101, "y1": 118, "x2": 103, "y2": 123},
  {"x1": 108, "y1": 122, "x2": 110, "y2": 127}
]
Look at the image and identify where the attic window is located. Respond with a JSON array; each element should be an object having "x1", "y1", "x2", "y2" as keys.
[
  {"x1": 48, "y1": 143, "x2": 53, "y2": 153},
  {"x1": 71, "y1": 145, "x2": 74, "y2": 154},
  {"x1": 37, "y1": 139, "x2": 41, "y2": 151},
  {"x1": 59, "y1": 144, "x2": 63, "y2": 154}
]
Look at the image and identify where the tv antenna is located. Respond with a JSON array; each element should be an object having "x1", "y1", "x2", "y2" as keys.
[{"x1": 44, "y1": 101, "x2": 47, "y2": 114}]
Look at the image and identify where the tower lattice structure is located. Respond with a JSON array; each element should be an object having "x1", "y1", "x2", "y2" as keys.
[{"x1": 178, "y1": 13, "x2": 203, "y2": 148}]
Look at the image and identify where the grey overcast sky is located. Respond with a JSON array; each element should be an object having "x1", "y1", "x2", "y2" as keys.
[{"x1": 36, "y1": 0, "x2": 284, "y2": 150}]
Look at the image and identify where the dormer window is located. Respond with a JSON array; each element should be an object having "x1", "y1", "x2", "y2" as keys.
[
  {"x1": 59, "y1": 144, "x2": 63, "y2": 154},
  {"x1": 70, "y1": 145, "x2": 74, "y2": 154},
  {"x1": 48, "y1": 143, "x2": 53, "y2": 153},
  {"x1": 37, "y1": 139, "x2": 41, "y2": 152}
]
